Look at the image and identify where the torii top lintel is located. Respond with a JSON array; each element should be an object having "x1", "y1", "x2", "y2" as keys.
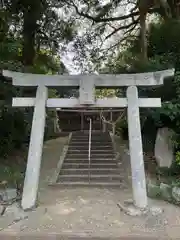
[{"x1": 3, "y1": 69, "x2": 174, "y2": 87}]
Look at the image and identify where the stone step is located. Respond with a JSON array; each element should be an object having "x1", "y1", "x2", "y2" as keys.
[
  {"x1": 65, "y1": 157, "x2": 116, "y2": 161},
  {"x1": 71, "y1": 134, "x2": 110, "y2": 139},
  {"x1": 68, "y1": 148, "x2": 113, "y2": 151},
  {"x1": 65, "y1": 154, "x2": 116, "y2": 159},
  {"x1": 70, "y1": 140, "x2": 112, "y2": 143},
  {"x1": 68, "y1": 145, "x2": 113, "y2": 149},
  {"x1": 71, "y1": 138, "x2": 111, "y2": 141},
  {"x1": 58, "y1": 174, "x2": 121, "y2": 181},
  {"x1": 71, "y1": 139, "x2": 111, "y2": 141},
  {"x1": 65, "y1": 159, "x2": 116, "y2": 162},
  {"x1": 67, "y1": 150, "x2": 114, "y2": 154},
  {"x1": 72, "y1": 134, "x2": 110, "y2": 139},
  {"x1": 51, "y1": 181, "x2": 122, "y2": 187},
  {"x1": 61, "y1": 168, "x2": 119, "y2": 175},
  {"x1": 69, "y1": 142, "x2": 112, "y2": 147},
  {"x1": 68, "y1": 147, "x2": 113, "y2": 151},
  {"x1": 62, "y1": 163, "x2": 118, "y2": 169},
  {"x1": 70, "y1": 137, "x2": 111, "y2": 140},
  {"x1": 74, "y1": 132, "x2": 109, "y2": 134},
  {"x1": 65, "y1": 159, "x2": 116, "y2": 164},
  {"x1": 71, "y1": 135, "x2": 111, "y2": 138},
  {"x1": 73, "y1": 132, "x2": 109, "y2": 134}
]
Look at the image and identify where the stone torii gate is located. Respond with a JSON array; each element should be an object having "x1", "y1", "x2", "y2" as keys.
[{"x1": 3, "y1": 69, "x2": 174, "y2": 211}]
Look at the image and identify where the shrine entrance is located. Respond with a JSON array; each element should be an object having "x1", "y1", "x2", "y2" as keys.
[
  {"x1": 57, "y1": 110, "x2": 103, "y2": 132},
  {"x1": 3, "y1": 69, "x2": 174, "y2": 211},
  {"x1": 58, "y1": 109, "x2": 120, "y2": 132},
  {"x1": 82, "y1": 111, "x2": 101, "y2": 131}
]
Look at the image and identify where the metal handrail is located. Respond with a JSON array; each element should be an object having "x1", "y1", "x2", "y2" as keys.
[{"x1": 88, "y1": 118, "x2": 92, "y2": 183}]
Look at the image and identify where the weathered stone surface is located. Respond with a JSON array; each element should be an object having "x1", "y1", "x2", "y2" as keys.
[
  {"x1": 0, "y1": 188, "x2": 17, "y2": 202},
  {"x1": 3, "y1": 69, "x2": 175, "y2": 87},
  {"x1": 0, "y1": 205, "x2": 5, "y2": 216},
  {"x1": 127, "y1": 86, "x2": 147, "y2": 209},
  {"x1": 147, "y1": 183, "x2": 161, "y2": 199},
  {"x1": 149, "y1": 206, "x2": 164, "y2": 216},
  {"x1": 118, "y1": 201, "x2": 163, "y2": 217},
  {"x1": 125, "y1": 206, "x2": 148, "y2": 216},
  {"x1": 155, "y1": 127, "x2": 174, "y2": 168},
  {"x1": 21, "y1": 85, "x2": 48, "y2": 210},
  {"x1": 160, "y1": 183, "x2": 172, "y2": 202},
  {"x1": 172, "y1": 186, "x2": 180, "y2": 203},
  {"x1": 117, "y1": 202, "x2": 148, "y2": 216},
  {"x1": 5, "y1": 203, "x2": 28, "y2": 222}
]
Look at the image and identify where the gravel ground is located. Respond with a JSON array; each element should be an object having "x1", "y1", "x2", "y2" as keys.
[{"x1": 0, "y1": 137, "x2": 180, "y2": 239}]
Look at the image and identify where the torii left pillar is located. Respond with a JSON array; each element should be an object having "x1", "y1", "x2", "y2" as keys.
[{"x1": 21, "y1": 85, "x2": 48, "y2": 210}]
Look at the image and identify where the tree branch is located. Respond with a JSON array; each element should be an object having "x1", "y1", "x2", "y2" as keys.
[
  {"x1": 105, "y1": 17, "x2": 139, "y2": 40},
  {"x1": 124, "y1": 18, "x2": 139, "y2": 35},
  {"x1": 99, "y1": 34, "x2": 133, "y2": 57},
  {"x1": 68, "y1": 0, "x2": 140, "y2": 23}
]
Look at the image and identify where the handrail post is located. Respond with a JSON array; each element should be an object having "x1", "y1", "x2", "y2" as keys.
[{"x1": 88, "y1": 118, "x2": 92, "y2": 184}]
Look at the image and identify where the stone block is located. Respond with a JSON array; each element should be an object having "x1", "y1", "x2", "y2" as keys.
[
  {"x1": 172, "y1": 186, "x2": 180, "y2": 203},
  {"x1": 0, "y1": 188, "x2": 17, "y2": 202},
  {"x1": 155, "y1": 128, "x2": 174, "y2": 168},
  {"x1": 147, "y1": 183, "x2": 161, "y2": 199},
  {"x1": 160, "y1": 183, "x2": 172, "y2": 202}
]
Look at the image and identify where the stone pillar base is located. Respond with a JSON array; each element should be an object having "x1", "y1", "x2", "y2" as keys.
[{"x1": 117, "y1": 199, "x2": 163, "y2": 217}]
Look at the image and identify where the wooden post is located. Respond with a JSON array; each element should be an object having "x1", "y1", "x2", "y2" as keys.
[
  {"x1": 127, "y1": 86, "x2": 147, "y2": 209},
  {"x1": 110, "y1": 111, "x2": 113, "y2": 121},
  {"x1": 102, "y1": 121, "x2": 106, "y2": 132},
  {"x1": 81, "y1": 112, "x2": 84, "y2": 131},
  {"x1": 99, "y1": 112, "x2": 102, "y2": 131},
  {"x1": 21, "y1": 85, "x2": 48, "y2": 210}
]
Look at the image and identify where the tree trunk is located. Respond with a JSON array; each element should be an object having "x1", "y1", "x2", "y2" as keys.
[
  {"x1": 22, "y1": 11, "x2": 36, "y2": 66},
  {"x1": 139, "y1": 12, "x2": 148, "y2": 63}
]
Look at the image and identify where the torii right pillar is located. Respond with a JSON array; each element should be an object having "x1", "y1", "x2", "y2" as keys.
[
  {"x1": 126, "y1": 70, "x2": 174, "y2": 209},
  {"x1": 127, "y1": 86, "x2": 148, "y2": 209}
]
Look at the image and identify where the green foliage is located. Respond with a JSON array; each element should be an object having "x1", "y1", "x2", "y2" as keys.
[
  {"x1": 0, "y1": 0, "x2": 76, "y2": 185},
  {"x1": 0, "y1": 1, "x2": 69, "y2": 160},
  {"x1": 115, "y1": 118, "x2": 128, "y2": 140},
  {"x1": 104, "y1": 51, "x2": 173, "y2": 74},
  {"x1": 101, "y1": 17, "x2": 180, "y2": 177},
  {"x1": 0, "y1": 25, "x2": 65, "y2": 161},
  {"x1": 175, "y1": 151, "x2": 180, "y2": 166},
  {"x1": 95, "y1": 89, "x2": 118, "y2": 98},
  {"x1": 23, "y1": 52, "x2": 64, "y2": 74},
  {"x1": 0, "y1": 164, "x2": 25, "y2": 187},
  {"x1": 148, "y1": 20, "x2": 180, "y2": 63},
  {"x1": 0, "y1": 106, "x2": 27, "y2": 158}
]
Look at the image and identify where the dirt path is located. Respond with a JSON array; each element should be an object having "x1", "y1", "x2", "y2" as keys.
[{"x1": 0, "y1": 137, "x2": 180, "y2": 239}]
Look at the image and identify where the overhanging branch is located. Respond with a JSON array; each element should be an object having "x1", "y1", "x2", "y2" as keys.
[
  {"x1": 67, "y1": 0, "x2": 140, "y2": 23},
  {"x1": 105, "y1": 17, "x2": 140, "y2": 40}
]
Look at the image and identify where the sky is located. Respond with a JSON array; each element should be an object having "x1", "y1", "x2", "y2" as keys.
[
  {"x1": 61, "y1": 49, "x2": 79, "y2": 74},
  {"x1": 58, "y1": 1, "x2": 129, "y2": 74}
]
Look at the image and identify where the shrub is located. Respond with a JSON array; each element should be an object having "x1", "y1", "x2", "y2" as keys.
[{"x1": 0, "y1": 105, "x2": 28, "y2": 158}]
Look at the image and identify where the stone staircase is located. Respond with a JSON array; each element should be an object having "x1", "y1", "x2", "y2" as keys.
[{"x1": 57, "y1": 131, "x2": 123, "y2": 186}]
